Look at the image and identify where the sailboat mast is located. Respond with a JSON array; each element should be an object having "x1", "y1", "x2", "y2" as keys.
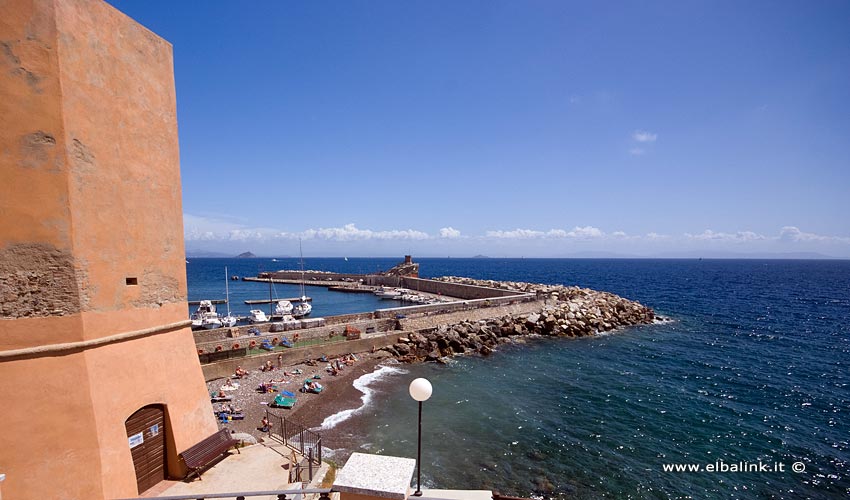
[
  {"x1": 299, "y1": 239, "x2": 305, "y2": 300},
  {"x1": 225, "y1": 266, "x2": 232, "y2": 316}
]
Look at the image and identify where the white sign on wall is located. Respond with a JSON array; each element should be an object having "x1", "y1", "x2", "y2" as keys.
[{"x1": 128, "y1": 432, "x2": 144, "y2": 449}]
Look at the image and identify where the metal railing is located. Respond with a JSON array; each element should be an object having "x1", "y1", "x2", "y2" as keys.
[
  {"x1": 114, "y1": 487, "x2": 332, "y2": 500},
  {"x1": 265, "y1": 409, "x2": 322, "y2": 477}
]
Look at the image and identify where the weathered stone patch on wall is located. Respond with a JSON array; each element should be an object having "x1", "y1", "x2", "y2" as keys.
[
  {"x1": 132, "y1": 269, "x2": 183, "y2": 308},
  {"x1": 0, "y1": 243, "x2": 81, "y2": 318},
  {"x1": 1, "y1": 40, "x2": 44, "y2": 92},
  {"x1": 19, "y1": 130, "x2": 57, "y2": 170}
]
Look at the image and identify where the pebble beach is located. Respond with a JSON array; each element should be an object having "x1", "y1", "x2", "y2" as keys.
[{"x1": 206, "y1": 351, "x2": 393, "y2": 443}]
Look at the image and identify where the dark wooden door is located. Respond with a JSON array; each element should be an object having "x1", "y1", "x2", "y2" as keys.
[{"x1": 125, "y1": 404, "x2": 166, "y2": 494}]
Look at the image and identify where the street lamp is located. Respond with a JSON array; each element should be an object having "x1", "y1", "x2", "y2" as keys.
[{"x1": 408, "y1": 377, "x2": 432, "y2": 497}]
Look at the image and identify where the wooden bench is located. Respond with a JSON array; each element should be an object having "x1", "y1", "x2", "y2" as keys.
[{"x1": 179, "y1": 429, "x2": 240, "y2": 480}]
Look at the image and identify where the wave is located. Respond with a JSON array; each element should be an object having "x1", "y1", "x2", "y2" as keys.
[{"x1": 319, "y1": 364, "x2": 408, "y2": 430}]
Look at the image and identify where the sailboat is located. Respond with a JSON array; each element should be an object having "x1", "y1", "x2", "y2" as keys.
[
  {"x1": 292, "y1": 240, "x2": 312, "y2": 318},
  {"x1": 221, "y1": 266, "x2": 238, "y2": 327}
]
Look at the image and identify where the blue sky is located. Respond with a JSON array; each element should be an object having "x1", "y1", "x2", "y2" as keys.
[{"x1": 107, "y1": 0, "x2": 850, "y2": 258}]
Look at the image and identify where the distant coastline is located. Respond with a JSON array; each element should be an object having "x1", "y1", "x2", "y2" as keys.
[{"x1": 185, "y1": 252, "x2": 846, "y2": 260}]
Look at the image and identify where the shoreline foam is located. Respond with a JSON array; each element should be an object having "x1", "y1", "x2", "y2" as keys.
[{"x1": 320, "y1": 363, "x2": 407, "y2": 430}]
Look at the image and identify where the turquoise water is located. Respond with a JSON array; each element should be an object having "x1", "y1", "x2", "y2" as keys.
[{"x1": 189, "y1": 258, "x2": 850, "y2": 498}]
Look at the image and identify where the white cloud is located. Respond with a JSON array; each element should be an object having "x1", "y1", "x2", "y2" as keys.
[
  {"x1": 629, "y1": 148, "x2": 645, "y2": 156},
  {"x1": 486, "y1": 229, "x2": 545, "y2": 239},
  {"x1": 566, "y1": 226, "x2": 604, "y2": 238},
  {"x1": 686, "y1": 230, "x2": 766, "y2": 242},
  {"x1": 484, "y1": 226, "x2": 605, "y2": 240},
  {"x1": 632, "y1": 130, "x2": 657, "y2": 143},
  {"x1": 439, "y1": 227, "x2": 462, "y2": 239},
  {"x1": 184, "y1": 214, "x2": 849, "y2": 256},
  {"x1": 302, "y1": 223, "x2": 429, "y2": 241},
  {"x1": 778, "y1": 226, "x2": 850, "y2": 243},
  {"x1": 184, "y1": 215, "x2": 430, "y2": 243},
  {"x1": 227, "y1": 229, "x2": 266, "y2": 241},
  {"x1": 779, "y1": 226, "x2": 822, "y2": 242},
  {"x1": 484, "y1": 229, "x2": 562, "y2": 239}
]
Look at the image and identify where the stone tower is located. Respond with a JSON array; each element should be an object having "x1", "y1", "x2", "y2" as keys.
[{"x1": 0, "y1": 0, "x2": 217, "y2": 497}]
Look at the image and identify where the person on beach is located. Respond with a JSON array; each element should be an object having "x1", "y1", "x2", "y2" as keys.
[
  {"x1": 259, "y1": 416, "x2": 271, "y2": 432},
  {"x1": 277, "y1": 354, "x2": 283, "y2": 368},
  {"x1": 234, "y1": 366, "x2": 248, "y2": 378}
]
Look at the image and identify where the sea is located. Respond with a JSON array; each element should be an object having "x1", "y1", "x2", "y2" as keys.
[{"x1": 187, "y1": 257, "x2": 850, "y2": 498}]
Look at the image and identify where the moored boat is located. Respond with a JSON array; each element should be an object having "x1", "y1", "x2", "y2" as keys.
[
  {"x1": 274, "y1": 300, "x2": 293, "y2": 315},
  {"x1": 374, "y1": 286, "x2": 403, "y2": 299},
  {"x1": 248, "y1": 309, "x2": 269, "y2": 323},
  {"x1": 191, "y1": 300, "x2": 223, "y2": 329},
  {"x1": 292, "y1": 300, "x2": 312, "y2": 318}
]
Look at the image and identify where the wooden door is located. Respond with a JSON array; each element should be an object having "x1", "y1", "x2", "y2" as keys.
[{"x1": 125, "y1": 404, "x2": 166, "y2": 494}]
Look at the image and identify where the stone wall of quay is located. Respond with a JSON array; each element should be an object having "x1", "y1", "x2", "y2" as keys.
[
  {"x1": 200, "y1": 332, "x2": 403, "y2": 381},
  {"x1": 193, "y1": 318, "x2": 396, "y2": 349},
  {"x1": 396, "y1": 299, "x2": 544, "y2": 331}
]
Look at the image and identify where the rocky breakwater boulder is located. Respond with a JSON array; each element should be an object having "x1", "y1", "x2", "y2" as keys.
[{"x1": 384, "y1": 277, "x2": 655, "y2": 362}]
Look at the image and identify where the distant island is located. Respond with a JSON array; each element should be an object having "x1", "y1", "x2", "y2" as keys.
[
  {"x1": 472, "y1": 255, "x2": 491, "y2": 258},
  {"x1": 236, "y1": 252, "x2": 257, "y2": 258}
]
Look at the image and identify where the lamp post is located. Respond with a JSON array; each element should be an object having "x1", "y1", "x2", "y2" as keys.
[{"x1": 408, "y1": 377, "x2": 432, "y2": 497}]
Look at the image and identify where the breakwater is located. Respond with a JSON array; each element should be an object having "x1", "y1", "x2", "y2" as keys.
[
  {"x1": 381, "y1": 277, "x2": 655, "y2": 362},
  {"x1": 195, "y1": 272, "x2": 654, "y2": 382}
]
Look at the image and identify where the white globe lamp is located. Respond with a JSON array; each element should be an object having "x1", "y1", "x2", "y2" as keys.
[{"x1": 408, "y1": 377, "x2": 432, "y2": 496}]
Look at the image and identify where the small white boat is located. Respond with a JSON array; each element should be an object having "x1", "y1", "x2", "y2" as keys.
[
  {"x1": 221, "y1": 314, "x2": 237, "y2": 328},
  {"x1": 275, "y1": 300, "x2": 293, "y2": 315},
  {"x1": 374, "y1": 287, "x2": 402, "y2": 299},
  {"x1": 248, "y1": 309, "x2": 269, "y2": 323},
  {"x1": 400, "y1": 293, "x2": 426, "y2": 303},
  {"x1": 191, "y1": 300, "x2": 223, "y2": 329},
  {"x1": 202, "y1": 315, "x2": 223, "y2": 329},
  {"x1": 292, "y1": 298, "x2": 312, "y2": 318}
]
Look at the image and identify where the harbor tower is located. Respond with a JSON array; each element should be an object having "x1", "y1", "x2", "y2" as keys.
[{"x1": 0, "y1": 0, "x2": 217, "y2": 497}]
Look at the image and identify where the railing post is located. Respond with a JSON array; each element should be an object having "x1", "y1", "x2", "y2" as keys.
[
  {"x1": 299, "y1": 427, "x2": 305, "y2": 454},
  {"x1": 308, "y1": 447, "x2": 313, "y2": 480}
]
